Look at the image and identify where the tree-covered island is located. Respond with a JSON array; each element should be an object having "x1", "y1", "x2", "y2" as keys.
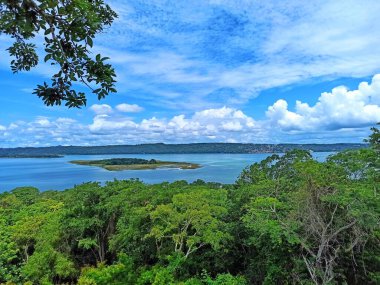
[{"x1": 70, "y1": 158, "x2": 200, "y2": 170}]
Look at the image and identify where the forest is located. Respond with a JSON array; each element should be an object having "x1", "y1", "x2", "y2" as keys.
[
  {"x1": 0, "y1": 126, "x2": 378, "y2": 285},
  {"x1": 0, "y1": 143, "x2": 366, "y2": 157}
]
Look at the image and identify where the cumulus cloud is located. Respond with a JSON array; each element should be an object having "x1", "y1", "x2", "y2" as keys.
[
  {"x1": 88, "y1": 106, "x2": 258, "y2": 140},
  {"x1": 34, "y1": 117, "x2": 51, "y2": 127},
  {"x1": 89, "y1": 115, "x2": 137, "y2": 133},
  {"x1": 90, "y1": 104, "x2": 113, "y2": 114},
  {"x1": 116, "y1": 103, "x2": 144, "y2": 113},
  {"x1": 1, "y1": 74, "x2": 380, "y2": 147},
  {"x1": 0, "y1": 106, "x2": 265, "y2": 147},
  {"x1": 0, "y1": 117, "x2": 88, "y2": 147},
  {"x1": 266, "y1": 74, "x2": 380, "y2": 130}
]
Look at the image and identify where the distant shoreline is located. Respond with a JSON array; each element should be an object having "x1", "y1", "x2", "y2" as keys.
[
  {"x1": 0, "y1": 154, "x2": 63, "y2": 158},
  {"x1": 0, "y1": 143, "x2": 367, "y2": 157}
]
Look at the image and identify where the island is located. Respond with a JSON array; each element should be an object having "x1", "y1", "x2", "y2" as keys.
[
  {"x1": 0, "y1": 154, "x2": 63, "y2": 158},
  {"x1": 69, "y1": 158, "x2": 200, "y2": 171}
]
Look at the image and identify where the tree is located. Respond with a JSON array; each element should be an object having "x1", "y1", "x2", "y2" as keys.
[
  {"x1": 0, "y1": 142, "x2": 378, "y2": 284},
  {"x1": 77, "y1": 254, "x2": 136, "y2": 285},
  {"x1": 239, "y1": 149, "x2": 380, "y2": 284},
  {"x1": 20, "y1": 199, "x2": 77, "y2": 284},
  {"x1": 0, "y1": 210, "x2": 21, "y2": 283},
  {"x1": 237, "y1": 149, "x2": 312, "y2": 186},
  {"x1": 62, "y1": 182, "x2": 121, "y2": 265},
  {"x1": 364, "y1": 123, "x2": 380, "y2": 149},
  {"x1": 147, "y1": 188, "x2": 231, "y2": 259},
  {"x1": 0, "y1": 0, "x2": 117, "y2": 107}
]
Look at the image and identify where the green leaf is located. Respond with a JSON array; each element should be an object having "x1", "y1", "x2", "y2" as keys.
[
  {"x1": 44, "y1": 54, "x2": 52, "y2": 62},
  {"x1": 87, "y1": 37, "x2": 93, "y2": 48}
]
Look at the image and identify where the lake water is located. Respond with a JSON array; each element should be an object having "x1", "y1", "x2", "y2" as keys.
[{"x1": 0, "y1": 152, "x2": 334, "y2": 192}]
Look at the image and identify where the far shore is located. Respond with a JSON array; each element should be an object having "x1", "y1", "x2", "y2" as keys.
[{"x1": 0, "y1": 155, "x2": 63, "y2": 158}]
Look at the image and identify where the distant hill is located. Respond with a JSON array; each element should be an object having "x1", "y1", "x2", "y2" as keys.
[{"x1": 0, "y1": 143, "x2": 366, "y2": 157}]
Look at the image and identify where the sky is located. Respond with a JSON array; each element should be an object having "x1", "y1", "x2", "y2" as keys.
[{"x1": 1, "y1": 0, "x2": 380, "y2": 147}]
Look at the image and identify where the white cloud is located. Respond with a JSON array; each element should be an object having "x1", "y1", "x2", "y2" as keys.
[
  {"x1": 56, "y1": 118, "x2": 77, "y2": 124},
  {"x1": 1, "y1": 73, "x2": 380, "y2": 147},
  {"x1": 8, "y1": 123, "x2": 18, "y2": 130},
  {"x1": 266, "y1": 74, "x2": 380, "y2": 130},
  {"x1": 222, "y1": 121, "x2": 243, "y2": 131},
  {"x1": 116, "y1": 103, "x2": 144, "y2": 113},
  {"x1": 0, "y1": 117, "x2": 87, "y2": 147},
  {"x1": 35, "y1": 117, "x2": 51, "y2": 127},
  {"x1": 90, "y1": 104, "x2": 113, "y2": 114},
  {"x1": 88, "y1": 106, "x2": 257, "y2": 139},
  {"x1": 87, "y1": 0, "x2": 380, "y2": 109},
  {"x1": 89, "y1": 115, "x2": 137, "y2": 133},
  {"x1": 3, "y1": 1, "x2": 380, "y2": 114}
]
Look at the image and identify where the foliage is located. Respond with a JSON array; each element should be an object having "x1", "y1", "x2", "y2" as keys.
[
  {"x1": 74, "y1": 158, "x2": 158, "y2": 166},
  {"x1": 77, "y1": 254, "x2": 136, "y2": 285},
  {"x1": 0, "y1": 142, "x2": 366, "y2": 157},
  {"x1": 364, "y1": 122, "x2": 380, "y2": 151},
  {"x1": 0, "y1": 0, "x2": 117, "y2": 107},
  {"x1": 146, "y1": 188, "x2": 230, "y2": 258},
  {"x1": 0, "y1": 128, "x2": 379, "y2": 284}
]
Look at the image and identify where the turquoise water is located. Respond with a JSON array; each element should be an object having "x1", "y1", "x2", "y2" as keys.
[{"x1": 0, "y1": 152, "x2": 333, "y2": 192}]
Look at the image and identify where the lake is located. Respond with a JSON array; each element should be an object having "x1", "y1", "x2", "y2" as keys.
[{"x1": 0, "y1": 152, "x2": 334, "y2": 192}]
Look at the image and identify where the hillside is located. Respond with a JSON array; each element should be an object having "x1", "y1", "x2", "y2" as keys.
[{"x1": 0, "y1": 143, "x2": 366, "y2": 157}]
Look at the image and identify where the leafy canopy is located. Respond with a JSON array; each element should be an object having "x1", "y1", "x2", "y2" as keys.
[
  {"x1": 0, "y1": 0, "x2": 117, "y2": 107},
  {"x1": 364, "y1": 122, "x2": 380, "y2": 151},
  {"x1": 0, "y1": 127, "x2": 379, "y2": 284}
]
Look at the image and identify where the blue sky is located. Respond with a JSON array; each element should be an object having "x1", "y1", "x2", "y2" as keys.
[{"x1": 1, "y1": 0, "x2": 380, "y2": 147}]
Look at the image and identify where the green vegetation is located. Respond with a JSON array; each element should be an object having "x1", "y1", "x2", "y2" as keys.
[
  {"x1": 0, "y1": 0, "x2": 117, "y2": 107},
  {"x1": 0, "y1": 142, "x2": 366, "y2": 157},
  {"x1": 365, "y1": 122, "x2": 380, "y2": 151},
  {"x1": 0, "y1": 126, "x2": 379, "y2": 285},
  {"x1": 0, "y1": 155, "x2": 63, "y2": 158},
  {"x1": 70, "y1": 158, "x2": 200, "y2": 170}
]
